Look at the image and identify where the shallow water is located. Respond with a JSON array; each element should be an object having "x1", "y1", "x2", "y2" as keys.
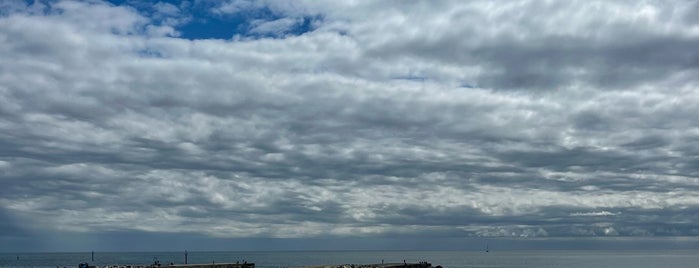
[{"x1": 2, "y1": 250, "x2": 698, "y2": 268}]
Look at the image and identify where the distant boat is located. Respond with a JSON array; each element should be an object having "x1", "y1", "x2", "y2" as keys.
[{"x1": 485, "y1": 244, "x2": 489, "y2": 253}]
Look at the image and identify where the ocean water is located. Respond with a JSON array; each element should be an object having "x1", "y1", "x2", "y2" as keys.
[{"x1": 1, "y1": 250, "x2": 698, "y2": 268}]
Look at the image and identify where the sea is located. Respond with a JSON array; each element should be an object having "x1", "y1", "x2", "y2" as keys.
[{"x1": 1, "y1": 250, "x2": 698, "y2": 268}]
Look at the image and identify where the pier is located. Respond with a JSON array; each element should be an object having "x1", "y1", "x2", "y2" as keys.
[
  {"x1": 99, "y1": 263, "x2": 255, "y2": 268},
  {"x1": 93, "y1": 262, "x2": 431, "y2": 268}
]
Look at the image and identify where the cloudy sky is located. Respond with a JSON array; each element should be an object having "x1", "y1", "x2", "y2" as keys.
[{"x1": 2, "y1": 0, "x2": 699, "y2": 252}]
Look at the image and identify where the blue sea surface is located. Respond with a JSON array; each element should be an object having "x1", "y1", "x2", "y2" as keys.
[{"x1": 1, "y1": 250, "x2": 698, "y2": 268}]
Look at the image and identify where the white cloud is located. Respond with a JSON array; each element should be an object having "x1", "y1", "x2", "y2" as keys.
[
  {"x1": 570, "y1": 211, "x2": 619, "y2": 217},
  {"x1": 153, "y1": 2, "x2": 180, "y2": 17},
  {"x1": 249, "y1": 17, "x2": 302, "y2": 36}
]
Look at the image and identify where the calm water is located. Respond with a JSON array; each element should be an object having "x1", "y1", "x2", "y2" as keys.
[{"x1": 1, "y1": 250, "x2": 698, "y2": 268}]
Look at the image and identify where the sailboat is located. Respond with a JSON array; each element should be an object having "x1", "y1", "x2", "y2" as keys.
[{"x1": 485, "y1": 244, "x2": 489, "y2": 253}]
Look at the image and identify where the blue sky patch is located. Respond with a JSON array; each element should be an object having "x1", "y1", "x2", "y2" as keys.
[{"x1": 105, "y1": 0, "x2": 321, "y2": 39}]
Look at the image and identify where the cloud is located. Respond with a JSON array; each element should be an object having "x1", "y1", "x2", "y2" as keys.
[
  {"x1": 570, "y1": 211, "x2": 619, "y2": 217},
  {"x1": 248, "y1": 17, "x2": 303, "y2": 36},
  {"x1": 1, "y1": 0, "x2": 699, "y2": 250}
]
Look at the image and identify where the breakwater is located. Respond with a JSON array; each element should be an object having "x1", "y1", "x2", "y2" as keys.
[{"x1": 306, "y1": 262, "x2": 432, "y2": 268}]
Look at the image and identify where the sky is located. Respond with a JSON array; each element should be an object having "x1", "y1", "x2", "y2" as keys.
[{"x1": 2, "y1": 0, "x2": 699, "y2": 252}]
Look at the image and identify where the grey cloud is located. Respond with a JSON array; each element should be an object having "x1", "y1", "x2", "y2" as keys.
[
  {"x1": 342, "y1": 1, "x2": 699, "y2": 90},
  {"x1": 621, "y1": 135, "x2": 669, "y2": 150},
  {"x1": 468, "y1": 36, "x2": 699, "y2": 90},
  {"x1": 1, "y1": 0, "x2": 699, "y2": 250}
]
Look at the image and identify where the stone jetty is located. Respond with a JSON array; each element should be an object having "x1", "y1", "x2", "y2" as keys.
[{"x1": 305, "y1": 262, "x2": 432, "y2": 268}]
